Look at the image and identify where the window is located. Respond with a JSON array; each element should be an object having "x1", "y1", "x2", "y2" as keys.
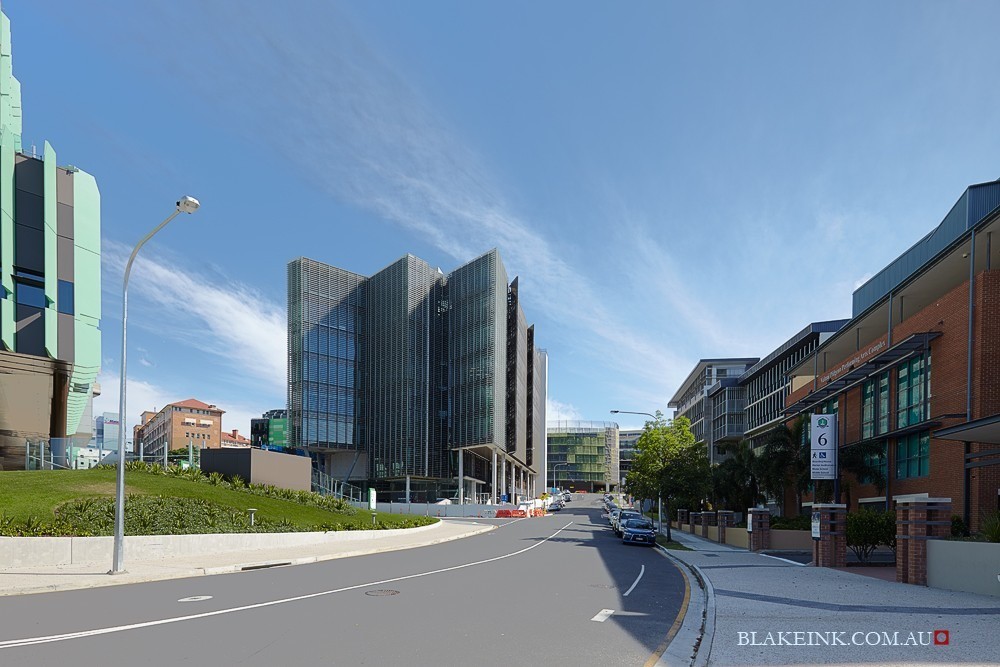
[
  {"x1": 860, "y1": 441, "x2": 887, "y2": 485},
  {"x1": 14, "y1": 280, "x2": 45, "y2": 308},
  {"x1": 897, "y1": 355, "x2": 930, "y2": 428},
  {"x1": 896, "y1": 432, "x2": 929, "y2": 479},
  {"x1": 861, "y1": 371, "x2": 890, "y2": 439},
  {"x1": 57, "y1": 280, "x2": 74, "y2": 315}
]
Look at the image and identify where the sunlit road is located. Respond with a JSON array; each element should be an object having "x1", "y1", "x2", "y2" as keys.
[{"x1": 0, "y1": 494, "x2": 686, "y2": 666}]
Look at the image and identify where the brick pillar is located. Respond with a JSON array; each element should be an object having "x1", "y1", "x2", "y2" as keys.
[
  {"x1": 811, "y1": 504, "x2": 847, "y2": 568},
  {"x1": 748, "y1": 508, "x2": 770, "y2": 552},
  {"x1": 677, "y1": 509, "x2": 689, "y2": 529},
  {"x1": 700, "y1": 511, "x2": 712, "y2": 537},
  {"x1": 896, "y1": 498, "x2": 951, "y2": 586},
  {"x1": 717, "y1": 511, "x2": 734, "y2": 544},
  {"x1": 689, "y1": 512, "x2": 701, "y2": 533}
]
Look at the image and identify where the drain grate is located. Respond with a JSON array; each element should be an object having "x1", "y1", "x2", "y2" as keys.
[
  {"x1": 365, "y1": 589, "x2": 400, "y2": 597},
  {"x1": 703, "y1": 553, "x2": 720, "y2": 557}
]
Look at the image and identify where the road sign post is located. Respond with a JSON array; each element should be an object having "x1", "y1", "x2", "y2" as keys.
[{"x1": 810, "y1": 415, "x2": 838, "y2": 480}]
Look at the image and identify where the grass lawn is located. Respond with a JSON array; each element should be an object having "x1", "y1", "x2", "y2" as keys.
[
  {"x1": 0, "y1": 469, "x2": 432, "y2": 532},
  {"x1": 655, "y1": 535, "x2": 693, "y2": 550}
]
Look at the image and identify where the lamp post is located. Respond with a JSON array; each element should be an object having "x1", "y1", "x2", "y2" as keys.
[
  {"x1": 552, "y1": 462, "x2": 570, "y2": 492},
  {"x1": 111, "y1": 197, "x2": 200, "y2": 575},
  {"x1": 610, "y1": 409, "x2": 670, "y2": 540}
]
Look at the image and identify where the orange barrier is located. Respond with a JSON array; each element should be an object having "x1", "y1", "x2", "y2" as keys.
[{"x1": 495, "y1": 509, "x2": 528, "y2": 518}]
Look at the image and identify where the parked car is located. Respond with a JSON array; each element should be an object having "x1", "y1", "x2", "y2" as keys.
[
  {"x1": 621, "y1": 518, "x2": 656, "y2": 546},
  {"x1": 614, "y1": 510, "x2": 642, "y2": 537}
]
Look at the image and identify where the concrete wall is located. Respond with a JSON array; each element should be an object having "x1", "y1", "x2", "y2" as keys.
[
  {"x1": 201, "y1": 448, "x2": 310, "y2": 491},
  {"x1": 770, "y1": 529, "x2": 815, "y2": 550},
  {"x1": 0, "y1": 522, "x2": 439, "y2": 569},
  {"x1": 707, "y1": 525, "x2": 719, "y2": 542},
  {"x1": 927, "y1": 540, "x2": 1000, "y2": 598},
  {"x1": 369, "y1": 502, "x2": 516, "y2": 518},
  {"x1": 726, "y1": 529, "x2": 749, "y2": 549}
]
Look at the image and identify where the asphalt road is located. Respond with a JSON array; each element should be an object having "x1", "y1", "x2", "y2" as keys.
[{"x1": 0, "y1": 494, "x2": 686, "y2": 666}]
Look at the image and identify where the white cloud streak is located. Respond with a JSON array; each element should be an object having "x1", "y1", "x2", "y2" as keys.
[
  {"x1": 103, "y1": 241, "x2": 286, "y2": 394},
  {"x1": 545, "y1": 398, "x2": 583, "y2": 423}
]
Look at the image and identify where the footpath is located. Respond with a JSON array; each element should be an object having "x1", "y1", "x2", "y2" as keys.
[
  {"x1": 0, "y1": 519, "x2": 493, "y2": 596},
  {"x1": 658, "y1": 527, "x2": 1000, "y2": 666}
]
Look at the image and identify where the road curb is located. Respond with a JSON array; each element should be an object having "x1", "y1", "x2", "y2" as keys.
[
  {"x1": 654, "y1": 544, "x2": 716, "y2": 667},
  {"x1": 1, "y1": 524, "x2": 496, "y2": 596}
]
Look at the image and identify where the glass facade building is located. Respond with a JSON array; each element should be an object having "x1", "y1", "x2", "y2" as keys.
[
  {"x1": 546, "y1": 421, "x2": 620, "y2": 492},
  {"x1": 288, "y1": 249, "x2": 544, "y2": 502}
]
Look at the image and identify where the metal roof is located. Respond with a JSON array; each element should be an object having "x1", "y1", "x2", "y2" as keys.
[
  {"x1": 784, "y1": 331, "x2": 940, "y2": 417},
  {"x1": 852, "y1": 180, "x2": 1000, "y2": 316},
  {"x1": 934, "y1": 413, "x2": 1000, "y2": 445},
  {"x1": 739, "y1": 320, "x2": 850, "y2": 382}
]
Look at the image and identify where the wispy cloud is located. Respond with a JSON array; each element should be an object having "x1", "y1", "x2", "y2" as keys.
[
  {"x1": 102, "y1": 241, "x2": 286, "y2": 394},
  {"x1": 546, "y1": 398, "x2": 583, "y2": 423}
]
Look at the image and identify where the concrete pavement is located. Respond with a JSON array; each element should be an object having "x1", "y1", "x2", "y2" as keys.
[
  {"x1": 660, "y1": 526, "x2": 1000, "y2": 666},
  {"x1": 0, "y1": 518, "x2": 494, "y2": 596}
]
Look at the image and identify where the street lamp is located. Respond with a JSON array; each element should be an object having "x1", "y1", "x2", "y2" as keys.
[
  {"x1": 111, "y1": 196, "x2": 200, "y2": 575},
  {"x1": 610, "y1": 409, "x2": 670, "y2": 540},
  {"x1": 552, "y1": 462, "x2": 570, "y2": 491}
]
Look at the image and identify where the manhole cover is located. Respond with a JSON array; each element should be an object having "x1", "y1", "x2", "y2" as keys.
[
  {"x1": 589, "y1": 584, "x2": 616, "y2": 589},
  {"x1": 365, "y1": 589, "x2": 400, "y2": 596}
]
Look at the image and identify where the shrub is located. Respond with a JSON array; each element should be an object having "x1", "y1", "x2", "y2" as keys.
[
  {"x1": 951, "y1": 515, "x2": 969, "y2": 538},
  {"x1": 771, "y1": 515, "x2": 810, "y2": 530},
  {"x1": 847, "y1": 509, "x2": 895, "y2": 563},
  {"x1": 207, "y1": 472, "x2": 226, "y2": 486},
  {"x1": 980, "y1": 511, "x2": 1000, "y2": 543}
]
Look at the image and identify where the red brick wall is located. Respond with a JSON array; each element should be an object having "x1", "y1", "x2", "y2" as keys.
[{"x1": 793, "y1": 269, "x2": 999, "y2": 528}]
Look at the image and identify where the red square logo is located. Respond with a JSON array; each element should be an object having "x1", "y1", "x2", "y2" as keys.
[{"x1": 934, "y1": 630, "x2": 950, "y2": 645}]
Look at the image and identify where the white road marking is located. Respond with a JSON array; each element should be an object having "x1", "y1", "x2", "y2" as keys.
[
  {"x1": 177, "y1": 596, "x2": 213, "y2": 603},
  {"x1": 0, "y1": 521, "x2": 574, "y2": 650},
  {"x1": 622, "y1": 564, "x2": 645, "y2": 597},
  {"x1": 591, "y1": 609, "x2": 615, "y2": 622}
]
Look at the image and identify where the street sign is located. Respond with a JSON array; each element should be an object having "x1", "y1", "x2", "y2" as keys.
[
  {"x1": 747, "y1": 509, "x2": 753, "y2": 533},
  {"x1": 810, "y1": 414, "x2": 838, "y2": 480},
  {"x1": 368, "y1": 488, "x2": 377, "y2": 510},
  {"x1": 811, "y1": 511, "x2": 821, "y2": 540}
]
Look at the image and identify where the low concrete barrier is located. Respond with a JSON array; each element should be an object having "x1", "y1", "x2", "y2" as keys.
[
  {"x1": 0, "y1": 522, "x2": 439, "y2": 569},
  {"x1": 726, "y1": 528, "x2": 749, "y2": 549},
  {"x1": 927, "y1": 540, "x2": 1000, "y2": 597},
  {"x1": 771, "y1": 529, "x2": 815, "y2": 551}
]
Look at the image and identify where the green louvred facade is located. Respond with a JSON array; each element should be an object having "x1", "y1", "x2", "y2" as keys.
[{"x1": 0, "y1": 8, "x2": 101, "y2": 437}]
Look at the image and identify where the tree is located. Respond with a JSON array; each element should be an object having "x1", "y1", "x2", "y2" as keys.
[
  {"x1": 756, "y1": 416, "x2": 809, "y2": 512},
  {"x1": 629, "y1": 413, "x2": 710, "y2": 526},
  {"x1": 711, "y1": 441, "x2": 763, "y2": 512}
]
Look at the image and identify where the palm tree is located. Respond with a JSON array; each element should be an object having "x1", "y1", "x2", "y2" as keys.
[
  {"x1": 756, "y1": 416, "x2": 809, "y2": 513},
  {"x1": 711, "y1": 441, "x2": 763, "y2": 511}
]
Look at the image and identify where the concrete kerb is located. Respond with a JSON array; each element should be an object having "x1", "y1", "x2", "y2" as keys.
[
  {"x1": 1, "y1": 522, "x2": 497, "y2": 596},
  {"x1": 654, "y1": 543, "x2": 715, "y2": 667}
]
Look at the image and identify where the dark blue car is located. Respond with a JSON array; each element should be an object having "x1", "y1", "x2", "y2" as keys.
[{"x1": 621, "y1": 518, "x2": 656, "y2": 546}]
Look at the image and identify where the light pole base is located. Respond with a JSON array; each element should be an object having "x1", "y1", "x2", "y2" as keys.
[{"x1": 108, "y1": 569, "x2": 128, "y2": 576}]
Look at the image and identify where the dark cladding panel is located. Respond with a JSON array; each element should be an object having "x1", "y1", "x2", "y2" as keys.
[
  {"x1": 14, "y1": 155, "x2": 44, "y2": 196},
  {"x1": 15, "y1": 304, "x2": 45, "y2": 356},
  {"x1": 14, "y1": 223, "x2": 44, "y2": 273},
  {"x1": 57, "y1": 235, "x2": 74, "y2": 281},
  {"x1": 56, "y1": 169, "x2": 74, "y2": 206},
  {"x1": 57, "y1": 312, "x2": 74, "y2": 363},
  {"x1": 14, "y1": 190, "x2": 43, "y2": 230},
  {"x1": 57, "y1": 203, "x2": 74, "y2": 239}
]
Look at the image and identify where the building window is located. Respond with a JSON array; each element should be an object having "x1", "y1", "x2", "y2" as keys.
[
  {"x1": 861, "y1": 371, "x2": 890, "y2": 439},
  {"x1": 57, "y1": 280, "x2": 74, "y2": 315},
  {"x1": 895, "y1": 432, "x2": 929, "y2": 479},
  {"x1": 897, "y1": 355, "x2": 930, "y2": 428},
  {"x1": 14, "y1": 279, "x2": 45, "y2": 308},
  {"x1": 860, "y1": 441, "x2": 887, "y2": 484}
]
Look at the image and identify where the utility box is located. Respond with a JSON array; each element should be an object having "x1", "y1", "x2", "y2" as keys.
[{"x1": 201, "y1": 448, "x2": 311, "y2": 491}]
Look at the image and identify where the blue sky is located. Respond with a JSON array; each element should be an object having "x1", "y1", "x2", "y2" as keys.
[{"x1": 6, "y1": 1, "x2": 1000, "y2": 432}]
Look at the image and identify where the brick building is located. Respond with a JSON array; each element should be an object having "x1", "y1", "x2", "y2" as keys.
[
  {"x1": 221, "y1": 429, "x2": 251, "y2": 448},
  {"x1": 132, "y1": 399, "x2": 224, "y2": 461},
  {"x1": 784, "y1": 179, "x2": 1000, "y2": 530}
]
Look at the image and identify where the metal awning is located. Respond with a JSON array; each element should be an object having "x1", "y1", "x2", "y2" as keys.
[
  {"x1": 784, "y1": 331, "x2": 941, "y2": 417},
  {"x1": 934, "y1": 413, "x2": 1000, "y2": 445}
]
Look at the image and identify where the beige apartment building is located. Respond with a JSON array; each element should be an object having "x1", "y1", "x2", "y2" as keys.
[{"x1": 133, "y1": 399, "x2": 224, "y2": 460}]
